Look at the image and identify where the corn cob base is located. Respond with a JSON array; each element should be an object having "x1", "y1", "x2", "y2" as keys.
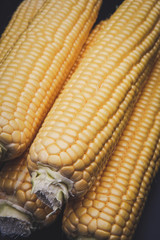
[
  {"x1": 0, "y1": 144, "x2": 7, "y2": 162},
  {"x1": 0, "y1": 152, "x2": 58, "y2": 237},
  {"x1": 31, "y1": 165, "x2": 73, "y2": 212},
  {"x1": 0, "y1": 199, "x2": 33, "y2": 237}
]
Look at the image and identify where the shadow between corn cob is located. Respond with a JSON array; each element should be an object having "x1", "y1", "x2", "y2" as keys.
[
  {"x1": 0, "y1": 0, "x2": 102, "y2": 161},
  {"x1": 62, "y1": 55, "x2": 160, "y2": 240},
  {"x1": 27, "y1": 0, "x2": 160, "y2": 214}
]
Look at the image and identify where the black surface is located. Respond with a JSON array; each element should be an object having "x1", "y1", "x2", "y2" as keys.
[{"x1": 0, "y1": 0, "x2": 160, "y2": 240}]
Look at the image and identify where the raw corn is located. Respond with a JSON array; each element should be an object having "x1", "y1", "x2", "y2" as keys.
[
  {"x1": 0, "y1": 151, "x2": 58, "y2": 237},
  {"x1": 27, "y1": 0, "x2": 160, "y2": 214},
  {"x1": 62, "y1": 55, "x2": 160, "y2": 240},
  {"x1": 61, "y1": 20, "x2": 108, "y2": 91},
  {"x1": 0, "y1": 0, "x2": 102, "y2": 161},
  {"x1": 0, "y1": 0, "x2": 46, "y2": 62}
]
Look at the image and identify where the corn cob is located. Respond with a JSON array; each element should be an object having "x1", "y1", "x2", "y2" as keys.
[
  {"x1": 0, "y1": 0, "x2": 46, "y2": 62},
  {"x1": 62, "y1": 55, "x2": 160, "y2": 240},
  {"x1": 0, "y1": 0, "x2": 102, "y2": 162},
  {"x1": 0, "y1": 150, "x2": 58, "y2": 237},
  {"x1": 27, "y1": 0, "x2": 160, "y2": 213}
]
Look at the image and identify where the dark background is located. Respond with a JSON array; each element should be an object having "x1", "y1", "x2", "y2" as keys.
[{"x1": 0, "y1": 0, "x2": 160, "y2": 239}]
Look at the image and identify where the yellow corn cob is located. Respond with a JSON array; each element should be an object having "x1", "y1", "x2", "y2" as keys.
[
  {"x1": 27, "y1": 0, "x2": 160, "y2": 213},
  {"x1": 0, "y1": 0, "x2": 102, "y2": 162},
  {"x1": 61, "y1": 20, "x2": 108, "y2": 91},
  {"x1": 62, "y1": 55, "x2": 160, "y2": 240},
  {"x1": 0, "y1": 151, "x2": 58, "y2": 237},
  {"x1": 0, "y1": 0, "x2": 46, "y2": 62}
]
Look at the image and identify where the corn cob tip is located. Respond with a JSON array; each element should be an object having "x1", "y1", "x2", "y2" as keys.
[
  {"x1": 31, "y1": 166, "x2": 73, "y2": 212},
  {"x1": 0, "y1": 144, "x2": 7, "y2": 161},
  {"x1": 0, "y1": 200, "x2": 34, "y2": 237}
]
